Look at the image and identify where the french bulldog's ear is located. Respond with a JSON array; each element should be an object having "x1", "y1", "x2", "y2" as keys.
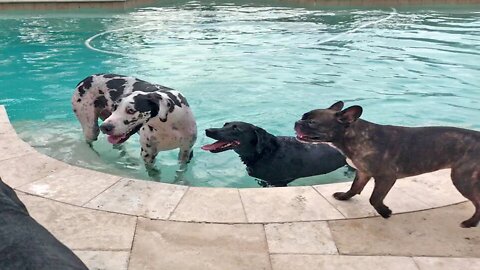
[
  {"x1": 336, "y1": 106, "x2": 362, "y2": 124},
  {"x1": 328, "y1": 101, "x2": 344, "y2": 111}
]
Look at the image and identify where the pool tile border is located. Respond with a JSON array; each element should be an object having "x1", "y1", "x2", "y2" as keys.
[
  {"x1": 18, "y1": 193, "x2": 138, "y2": 250},
  {"x1": 84, "y1": 178, "x2": 188, "y2": 219},
  {"x1": 0, "y1": 105, "x2": 469, "y2": 224},
  {"x1": 169, "y1": 187, "x2": 248, "y2": 223},
  {"x1": 2, "y1": 105, "x2": 478, "y2": 269}
]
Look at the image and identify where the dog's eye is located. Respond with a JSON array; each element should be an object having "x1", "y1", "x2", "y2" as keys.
[
  {"x1": 307, "y1": 120, "x2": 317, "y2": 126},
  {"x1": 126, "y1": 108, "x2": 136, "y2": 115},
  {"x1": 232, "y1": 125, "x2": 238, "y2": 130}
]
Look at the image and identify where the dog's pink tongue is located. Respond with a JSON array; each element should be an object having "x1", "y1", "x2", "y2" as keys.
[
  {"x1": 107, "y1": 135, "x2": 125, "y2": 145},
  {"x1": 201, "y1": 141, "x2": 228, "y2": 151},
  {"x1": 295, "y1": 130, "x2": 308, "y2": 140}
]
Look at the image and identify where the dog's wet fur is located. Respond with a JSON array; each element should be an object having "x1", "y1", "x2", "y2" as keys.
[
  {"x1": 0, "y1": 178, "x2": 88, "y2": 269},
  {"x1": 72, "y1": 74, "x2": 197, "y2": 167},
  {"x1": 202, "y1": 121, "x2": 347, "y2": 187},
  {"x1": 295, "y1": 101, "x2": 480, "y2": 228}
]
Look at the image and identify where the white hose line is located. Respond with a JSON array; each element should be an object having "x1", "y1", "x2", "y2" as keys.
[
  {"x1": 84, "y1": 22, "x2": 151, "y2": 57},
  {"x1": 84, "y1": 8, "x2": 397, "y2": 56},
  {"x1": 317, "y1": 8, "x2": 397, "y2": 45}
]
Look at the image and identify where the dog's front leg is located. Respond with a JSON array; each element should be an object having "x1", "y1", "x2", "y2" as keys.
[
  {"x1": 333, "y1": 171, "x2": 371, "y2": 200},
  {"x1": 112, "y1": 143, "x2": 127, "y2": 157},
  {"x1": 140, "y1": 140, "x2": 160, "y2": 178},
  {"x1": 173, "y1": 166, "x2": 190, "y2": 185},
  {"x1": 369, "y1": 175, "x2": 397, "y2": 218},
  {"x1": 141, "y1": 144, "x2": 157, "y2": 164},
  {"x1": 177, "y1": 147, "x2": 193, "y2": 164},
  {"x1": 172, "y1": 148, "x2": 192, "y2": 185}
]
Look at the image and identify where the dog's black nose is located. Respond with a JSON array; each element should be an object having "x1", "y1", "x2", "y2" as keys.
[
  {"x1": 205, "y1": 128, "x2": 216, "y2": 137},
  {"x1": 100, "y1": 123, "x2": 115, "y2": 134}
]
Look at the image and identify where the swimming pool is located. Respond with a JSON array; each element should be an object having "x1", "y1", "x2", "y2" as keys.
[{"x1": 1, "y1": 1, "x2": 479, "y2": 187}]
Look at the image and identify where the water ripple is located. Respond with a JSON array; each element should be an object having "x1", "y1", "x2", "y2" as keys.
[{"x1": 1, "y1": 2, "x2": 479, "y2": 187}]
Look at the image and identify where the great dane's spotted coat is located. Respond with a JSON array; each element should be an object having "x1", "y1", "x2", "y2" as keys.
[{"x1": 72, "y1": 74, "x2": 197, "y2": 166}]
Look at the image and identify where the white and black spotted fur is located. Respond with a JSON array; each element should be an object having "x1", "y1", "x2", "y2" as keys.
[{"x1": 72, "y1": 74, "x2": 197, "y2": 166}]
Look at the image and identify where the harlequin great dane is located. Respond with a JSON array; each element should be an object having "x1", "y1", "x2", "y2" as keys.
[{"x1": 72, "y1": 74, "x2": 197, "y2": 167}]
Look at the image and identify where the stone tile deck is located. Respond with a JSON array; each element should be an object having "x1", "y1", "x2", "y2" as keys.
[{"x1": 0, "y1": 105, "x2": 479, "y2": 270}]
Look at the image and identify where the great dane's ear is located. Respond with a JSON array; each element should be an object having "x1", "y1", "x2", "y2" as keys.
[
  {"x1": 156, "y1": 96, "x2": 174, "y2": 123},
  {"x1": 328, "y1": 101, "x2": 344, "y2": 111},
  {"x1": 144, "y1": 92, "x2": 164, "y2": 119},
  {"x1": 336, "y1": 106, "x2": 363, "y2": 124}
]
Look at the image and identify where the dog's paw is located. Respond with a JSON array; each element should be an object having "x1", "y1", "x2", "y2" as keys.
[
  {"x1": 377, "y1": 206, "x2": 392, "y2": 218},
  {"x1": 460, "y1": 219, "x2": 479, "y2": 228},
  {"x1": 146, "y1": 166, "x2": 161, "y2": 179},
  {"x1": 333, "y1": 192, "x2": 351, "y2": 201},
  {"x1": 255, "y1": 179, "x2": 269, "y2": 188}
]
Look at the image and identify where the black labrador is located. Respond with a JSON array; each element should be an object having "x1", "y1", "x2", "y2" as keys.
[
  {"x1": 202, "y1": 121, "x2": 347, "y2": 186},
  {"x1": 0, "y1": 178, "x2": 88, "y2": 270}
]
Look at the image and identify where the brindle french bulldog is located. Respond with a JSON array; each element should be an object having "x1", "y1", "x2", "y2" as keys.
[{"x1": 295, "y1": 101, "x2": 480, "y2": 228}]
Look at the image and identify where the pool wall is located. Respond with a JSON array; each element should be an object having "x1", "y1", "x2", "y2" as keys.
[
  {"x1": 0, "y1": 0, "x2": 155, "y2": 10},
  {"x1": 1, "y1": 0, "x2": 480, "y2": 11}
]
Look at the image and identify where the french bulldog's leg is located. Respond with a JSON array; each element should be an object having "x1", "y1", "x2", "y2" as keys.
[
  {"x1": 333, "y1": 172, "x2": 371, "y2": 200},
  {"x1": 369, "y1": 176, "x2": 396, "y2": 218},
  {"x1": 451, "y1": 167, "x2": 480, "y2": 228}
]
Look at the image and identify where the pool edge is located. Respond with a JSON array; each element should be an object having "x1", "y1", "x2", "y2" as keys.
[
  {"x1": 1, "y1": 0, "x2": 480, "y2": 11},
  {"x1": 0, "y1": 104, "x2": 469, "y2": 224}
]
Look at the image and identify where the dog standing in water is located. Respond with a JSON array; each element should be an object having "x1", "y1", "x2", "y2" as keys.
[
  {"x1": 72, "y1": 74, "x2": 197, "y2": 171},
  {"x1": 295, "y1": 101, "x2": 480, "y2": 228},
  {"x1": 202, "y1": 121, "x2": 347, "y2": 186}
]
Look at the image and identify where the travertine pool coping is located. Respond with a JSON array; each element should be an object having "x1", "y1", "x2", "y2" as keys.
[
  {"x1": 1, "y1": 105, "x2": 479, "y2": 270},
  {"x1": 0, "y1": 105, "x2": 469, "y2": 223}
]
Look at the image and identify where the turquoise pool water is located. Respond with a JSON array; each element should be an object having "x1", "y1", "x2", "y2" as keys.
[{"x1": 1, "y1": 1, "x2": 479, "y2": 187}]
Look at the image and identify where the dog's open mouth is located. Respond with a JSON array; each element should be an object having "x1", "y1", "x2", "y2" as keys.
[
  {"x1": 201, "y1": 141, "x2": 240, "y2": 153},
  {"x1": 105, "y1": 124, "x2": 142, "y2": 145},
  {"x1": 107, "y1": 134, "x2": 128, "y2": 145},
  {"x1": 296, "y1": 133, "x2": 324, "y2": 143}
]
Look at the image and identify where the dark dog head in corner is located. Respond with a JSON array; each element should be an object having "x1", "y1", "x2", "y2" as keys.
[
  {"x1": 202, "y1": 121, "x2": 278, "y2": 162},
  {"x1": 0, "y1": 177, "x2": 29, "y2": 215},
  {"x1": 295, "y1": 101, "x2": 363, "y2": 143}
]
